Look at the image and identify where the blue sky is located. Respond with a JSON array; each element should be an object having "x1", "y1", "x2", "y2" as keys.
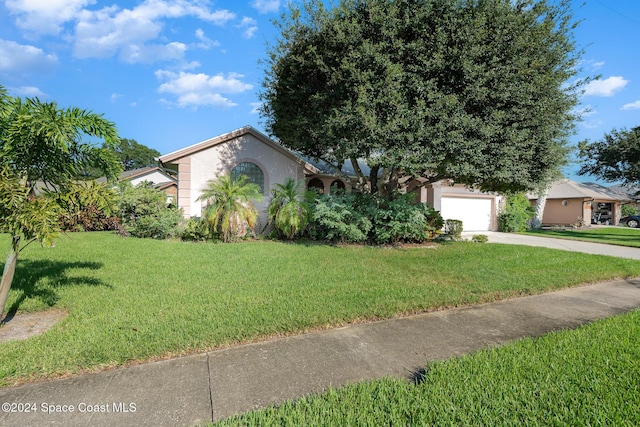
[{"x1": 1, "y1": 0, "x2": 638, "y2": 185}]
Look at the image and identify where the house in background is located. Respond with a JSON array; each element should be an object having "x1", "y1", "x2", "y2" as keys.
[
  {"x1": 97, "y1": 166, "x2": 178, "y2": 205},
  {"x1": 159, "y1": 126, "x2": 501, "y2": 231},
  {"x1": 528, "y1": 180, "x2": 631, "y2": 226}
]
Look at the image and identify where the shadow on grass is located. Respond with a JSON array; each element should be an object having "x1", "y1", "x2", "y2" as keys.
[{"x1": 1, "y1": 259, "x2": 110, "y2": 322}]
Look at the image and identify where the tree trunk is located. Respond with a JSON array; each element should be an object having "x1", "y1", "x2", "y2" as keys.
[
  {"x1": 532, "y1": 190, "x2": 548, "y2": 230},
  {"x1": 0, "y1": 235, "x2": 20, "y2": 319}
]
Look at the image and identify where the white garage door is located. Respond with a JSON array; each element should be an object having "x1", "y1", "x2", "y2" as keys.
[{"x1": 440, "y1": 197, "x2": 493, "y2": 231}]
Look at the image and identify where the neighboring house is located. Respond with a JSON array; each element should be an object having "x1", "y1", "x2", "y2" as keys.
[
  {"x1": 528, "y1": 180, "x2": 631, "y2": 226},
  {"x1": 97, "y1": 166, "x2": 178, "y2": 205},
  {"x1": 159, "y1": 125, "x2": 501, "y2": 231},
  {"x1": 610, "y1": 184, "x2": 640, "y2": 214}
]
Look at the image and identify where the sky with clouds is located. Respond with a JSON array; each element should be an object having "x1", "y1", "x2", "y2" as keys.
[{"x1": 0, "y1": 0, "x2": 639, "y2": 184}]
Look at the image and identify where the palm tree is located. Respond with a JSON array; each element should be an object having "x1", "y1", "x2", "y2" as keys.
[
  {"x1": 197, "y1": 174, "x2": 263, "y2": 242},
  {"x1": 0, "y1": 86, "x2": 120, "y2": 318},
  {"x1": 267, "y1": 178, "x2": 313, "y2": 240}
]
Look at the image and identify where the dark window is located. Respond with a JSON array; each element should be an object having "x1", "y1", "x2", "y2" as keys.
[
  {"x1": 231, "y1": 162, "x2": 264, "y2": 193},
  {"x1": 307, "y1": 178, "x2": 325, "y2": 194}
]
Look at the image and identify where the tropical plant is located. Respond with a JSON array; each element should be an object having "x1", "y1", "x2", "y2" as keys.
[
  {"x1": 0, "y1": 85, "x2": 120, "y2": 317},
  {"x1": 197, "y1": 174, "x2": 263, "y2": 242},
  {"x1": 45, "y1": 180, "x2": 120, "y2": 232},
  {"x1": 267, "y1": 178, "x2": 314, "y2": 239},
  {"x1": 115, "y1": 181, "x2": 183, "y2": 239}
]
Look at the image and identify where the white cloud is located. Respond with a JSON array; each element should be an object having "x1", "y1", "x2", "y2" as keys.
[
  {"x1": 583, "y1": 76, "x2": 628, "y2": 97},
  {"x1": 73, "y1": 0, "x2": 235, "y2": 62},
  {"x1": 250, "y1": 102, "x2": 262, "y2": 114},
  {"x1": 11, "y1": 85, "x2": 47, "y2": 97},
  {"x1": 194, "y1": 28, "x2": 220, "y2": 50},
  {"x1": 239, "y1": 17, "x2": 258, "y2": 39},
  {"x1": 622, "y1": 100, "x2": 640, "y2": 110},
  {"x1": 155, "y1": 70, "x2": 253, "y2": 108},
  {"x1": 0, "y1": 39, "x2": 58, "y2": 77},
  {"x1": 251, "y1": 0, "x2": 280, "y2": 14},
  {"x1": 5, "y1": 0, "x2": 93, "y2": 35}
]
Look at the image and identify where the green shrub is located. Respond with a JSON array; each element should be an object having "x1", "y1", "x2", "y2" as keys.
[
  {"x1": 116, "y1": 181, "x2": 184, "y2": 239},
  {"x1": 471, "y1": 234, "x2": 489, "y2": 243},
  {"x1": 45, "y1": 180, "x2": 121, "y2": 232},
  {"x1": 498, "y1": 194, "x2": 534, "y2": 232},
  {"x1": 622, "y1": 204, "x2": 638, "y2": 217},
  {"x1": 443, "y1": 219, "x2": 463, "y2": 240},
  {"x1": 367, "y1": 194, "x2": 443, "y2": 244},
  {"x1": 181, "y1": 217, "x2": 215, "y2": 242},
  {"x1": 309, "y1": 193, "x2": 372, "y2": 243},
  {"x1": 309, "y1": 192, "x2": 443, "y2": 245}
]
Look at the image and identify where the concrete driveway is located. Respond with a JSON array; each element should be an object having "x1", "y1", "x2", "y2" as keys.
[{"x1": 466, "y1": 231, "x2": 640, "y2": 260}]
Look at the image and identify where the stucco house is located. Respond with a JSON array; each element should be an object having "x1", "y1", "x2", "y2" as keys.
[
  {"x1": 528, "y1": 180, "x2": 631, "y2": 226},
  {"x1": 96, "y1": 166, "x2": 178, "y2": 205},
  {"x1": 158, "y1": 126, "x2": 501, "y2": 231}
]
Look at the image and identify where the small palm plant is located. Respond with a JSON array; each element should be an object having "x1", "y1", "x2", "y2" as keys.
[
  {"x1": 197, "y1": 174, "x2": 263, "y2": 242},
  {"x1": 267, "y1": 178, "x2": 314, "y2": 240}
]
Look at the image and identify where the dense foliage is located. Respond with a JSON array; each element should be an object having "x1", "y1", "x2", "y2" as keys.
[
  {"x1": 578, "y1": 126, "x2": 640, "y2": 187},
  {"x1": 261, "y1": 0, "x2": 583, "y2": 198},
  {"x1": 268, "y1": 178, "x2": 314, "y2": 239},
  {"x1": 197, "y1": 174, "x2": 263, "y2": 242},
  {"x1": 44, "y1": 181, "x2": 120, "y2": 232},
  {"x1": 498, "y1": 194, "x2": 535, "y2": 232},
  {"x1": 116, "y1": 182, "x2": 184, "y2": 239},
  {"x1": 309, "y1": 192, "x2": 443, "y2": 244}
]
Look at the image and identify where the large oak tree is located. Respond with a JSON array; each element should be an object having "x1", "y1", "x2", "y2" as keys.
[{"x1": 261, "y1": 0, "x2": 584, "y2": 198}]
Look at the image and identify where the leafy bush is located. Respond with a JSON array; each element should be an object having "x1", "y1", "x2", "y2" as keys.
[
  {"x1": 622, "y1": 204, "x2": 638, "y2": 217},
  {"x1": 309, "y1": 193, "x2": 372, "y2": 243},
  {"x1": 367, "y1": 194, "x2": 443, "y2": 244},
  {"x1": 443, "y1": 219, "x2": 463, "y2": 241},
  {"x1": 181, "y1": 217, "x2": 215, "y2": 242},
  {"x1": 45, "y1": 180, "x2": 121, "y2": 232},
  {"x1": 498, "y1": 194, "x2": 534, "y2": 232},
  {"x1": 309, "y1": 192, "x2": 443, "y2": 245},
  {"x1": 116, "y1": 181, "x2": 184, "y2": 239},
  {"x1": 471, "y1": 234, "x2": 489, "y2": 243}
]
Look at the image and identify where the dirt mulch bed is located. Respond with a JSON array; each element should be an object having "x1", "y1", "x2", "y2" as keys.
[{"x1": 0, "y1": 310, "x2": 68, "y2": 343}]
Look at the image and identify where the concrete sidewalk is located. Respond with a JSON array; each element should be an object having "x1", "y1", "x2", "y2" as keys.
[{"x1": 1, "y1": 278, "x2": 640, "y2": 427}]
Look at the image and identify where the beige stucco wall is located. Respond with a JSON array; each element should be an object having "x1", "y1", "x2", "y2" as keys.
[
  {"x1": 542, "y1": 198, "x2": 586, "y2": 225},
  {"x1": 185, "y1": 133, "x2": 306, "y2": 227}
]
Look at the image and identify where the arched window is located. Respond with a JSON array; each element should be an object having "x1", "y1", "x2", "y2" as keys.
[
  {"x1": 330, "y1": 180, "x2": 345, "y2": 193},
  {"x1": 231, "y1": 162, "x2": 264, "y2": 193},
  {"x1": 307, "y1": 178, "x2": 325, "y2": 194}
]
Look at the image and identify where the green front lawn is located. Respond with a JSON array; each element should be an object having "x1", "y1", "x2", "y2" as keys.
[
  {"x1": 1, "y1": 232, "x2": 640, "y2": 386},
  {"x1": 217, "y1": 308, "x2": 640, "y2": 426},
  {"x1": 526, "y1": 226, "x2": 640, "y2": 248}
]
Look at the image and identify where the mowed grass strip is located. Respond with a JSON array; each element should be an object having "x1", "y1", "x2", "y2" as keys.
[
  {"x1": 216, "y1": 308, "x2": 640, "y2": 426},
  {"x1": 526, "y1": 226, "x2": 640, "y2": 248},
  {"x1": 1, "y1": 232, "x2": 640, "y2": 385}
]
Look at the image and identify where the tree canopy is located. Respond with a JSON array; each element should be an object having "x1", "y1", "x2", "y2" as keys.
[
  {"x1": 109, "y1": 138, "x2": 161, "y2": 171},
  {"x1": 261, "y1": 0, "x2": 584, "y2": 198},
  {"x1": 578, "y1": 126, "x2": 640, "y2": 187}
]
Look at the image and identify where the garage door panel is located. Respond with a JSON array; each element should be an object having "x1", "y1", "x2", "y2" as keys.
[{"x1": 440, "y1": 197, "x2": 493, "y2": 231}]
